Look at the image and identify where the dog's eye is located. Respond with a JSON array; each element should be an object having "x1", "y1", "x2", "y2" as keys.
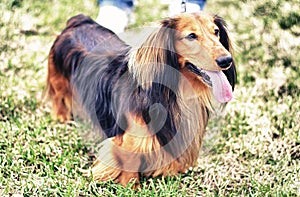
[
  {"x1": 214, "y1": 29, "x2": 220, "y2": 37},
  {"x1": 185, "y1": 33, "x2": 198, "y2": 40}
]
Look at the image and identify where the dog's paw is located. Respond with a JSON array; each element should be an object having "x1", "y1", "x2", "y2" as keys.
[
  {"x1": 57, "y1": 113, "x2": 71, "y2": 123},
  {"x1": 116, "y1": 171, "x2": 140, "y2": 189}
]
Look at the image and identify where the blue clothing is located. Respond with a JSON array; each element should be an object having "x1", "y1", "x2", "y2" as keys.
[
  {"x1": 98, "y1": 0, "x2": 134, "y2": 12},
  {"x1": 98, "y1": 0, "x2": 206, "y2": 11},
  {"x1": 189, "y1": 0, "x2": 206, "y2": 10}
]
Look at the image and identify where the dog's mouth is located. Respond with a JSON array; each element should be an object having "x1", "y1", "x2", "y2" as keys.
[
  {"x1": 185, "y1": 63, "x2": 212, "y2": 87},
  {"x1": 185, "y1": 62, "x2": 233, "y2": 103}
]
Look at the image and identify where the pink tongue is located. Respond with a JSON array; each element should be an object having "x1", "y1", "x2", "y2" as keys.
[{"x1": 204, "y1": 71, "x2": 233, "y2": 103}]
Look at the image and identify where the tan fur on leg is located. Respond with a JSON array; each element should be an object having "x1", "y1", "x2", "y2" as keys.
[
  {"x1": 47, "y1": 54, "x2": 73, "y2": 122},
  {"x1": 85, "y1": 138, "x2": 122, "y2": 181},
  {"x1": 88, "y1": 114, "x2": 159, "y2": 186}
]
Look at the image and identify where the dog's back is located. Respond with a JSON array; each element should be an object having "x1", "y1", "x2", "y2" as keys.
[
  {"x1": 46, "y1": 14, "x2": 128, "y2": 122},
  {"x1": 50, "y1": 14, "x2": 126, "y2": 76}
]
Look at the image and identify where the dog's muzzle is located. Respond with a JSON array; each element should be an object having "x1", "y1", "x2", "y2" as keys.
[{"x1": 185, "y1": 62, "x2": 233, "y2": 103}]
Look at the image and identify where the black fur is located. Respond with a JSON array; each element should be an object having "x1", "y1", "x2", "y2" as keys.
[
  {"x1": 67, "y1": 14, "x2": 181, "y2": 147},
  {"x1": 51, "y1": 14, "x2": 127, "y2": 78}
]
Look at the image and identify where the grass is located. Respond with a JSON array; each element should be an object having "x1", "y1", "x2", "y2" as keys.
[{"x1": 0, "y1": 0, "x2": 299, "y2": 196}]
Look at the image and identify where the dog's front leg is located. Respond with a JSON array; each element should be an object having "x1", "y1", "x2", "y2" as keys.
[
  {"x1": 84, "y1": 136, "x2": 141, "y2": 187},
  {"x1": 87, "y1": 114, "x2": 157, "y2": 187}
]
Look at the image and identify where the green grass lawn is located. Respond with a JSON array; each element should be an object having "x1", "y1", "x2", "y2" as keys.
[{"x1": 0, "y1": 0, "x2": 299, "y2": 196}]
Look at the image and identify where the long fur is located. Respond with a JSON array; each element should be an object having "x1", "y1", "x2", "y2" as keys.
[{"x1": 46, "y1": 13, "x2": 236, "y2": 187}]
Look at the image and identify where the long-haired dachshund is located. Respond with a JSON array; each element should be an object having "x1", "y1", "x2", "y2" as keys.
[{"x1": 46, "y1": 13, "x2": 236, "y2": 187}]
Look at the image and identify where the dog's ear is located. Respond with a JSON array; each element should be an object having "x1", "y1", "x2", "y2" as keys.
[
  {"x1": 127, "y1": 18, "x2": 181, "y2": 146},
  {"x1": 128, "y1": 18, "x2": 180, "y2": 90},
  {"x1": 214, "y1": 15, "x2": 237, "y2": 91}
]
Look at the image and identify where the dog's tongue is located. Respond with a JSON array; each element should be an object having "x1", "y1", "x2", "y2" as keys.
[{"x1": 204, "y1": 71, "x2": 233, "y2": 103}]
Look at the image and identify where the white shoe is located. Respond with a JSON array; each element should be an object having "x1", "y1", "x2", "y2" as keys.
[{"x1": 96, "y1": 5, "x2": 129, "y2": 33}]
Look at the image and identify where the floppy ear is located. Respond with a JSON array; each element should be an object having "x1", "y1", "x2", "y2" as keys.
[
  {"x1": 127, "y1": 18, "x2": 181, "y2": 147},
  {"x1": 128, "y1": 18, "x2": 180, "y2": 90},
  {"x1": 214, "y1": 15, "x2": 237, "y2": 91}
]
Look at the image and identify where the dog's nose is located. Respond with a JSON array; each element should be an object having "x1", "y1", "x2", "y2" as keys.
[{"x1": 216, "y1": 56, "x2": 232, "y2": 69}]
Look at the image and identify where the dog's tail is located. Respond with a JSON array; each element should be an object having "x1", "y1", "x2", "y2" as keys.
[
  {"x1": 43, "y1": 51, "x2": 55, "y2": 103},
  {"x1": 65, "y1": 14, "x2": 95, "y2": 29}
]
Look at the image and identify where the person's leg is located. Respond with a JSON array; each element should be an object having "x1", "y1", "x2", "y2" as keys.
[{"x1": 97, "y1": 0, "x2": 134, "y2": 33}]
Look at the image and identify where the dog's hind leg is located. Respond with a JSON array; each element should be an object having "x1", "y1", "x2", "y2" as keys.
[
  {"x1": 49, "y1": 76, "x2": 72, "y2": 122},
  {"x1": 47, "y1": 55, "x2": 73, "y2": 122}
]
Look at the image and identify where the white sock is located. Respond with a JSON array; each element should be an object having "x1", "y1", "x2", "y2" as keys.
[{"x1": 96, "y1": 5, "x2": 129, "y2": 33}]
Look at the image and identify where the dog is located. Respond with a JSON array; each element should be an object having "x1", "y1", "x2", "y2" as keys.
[{"x1": 46, "y1": 13, "x2": 236, "y2": 187}]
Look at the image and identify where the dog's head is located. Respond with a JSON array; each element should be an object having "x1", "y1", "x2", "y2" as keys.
[
  {"x1": 170, "y1": 13, "x2": 233, "y2": 70},
  {"x1": 130, "y1": 12, "x2": 236, "y2": 103},
  {"x1": 166, "y1": 12, "x2": 236, "y2": 103}
]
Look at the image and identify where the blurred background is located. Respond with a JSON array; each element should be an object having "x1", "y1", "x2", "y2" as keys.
[{"x1": 0, "y1": 0, "x2": 299, "y2": 196}]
